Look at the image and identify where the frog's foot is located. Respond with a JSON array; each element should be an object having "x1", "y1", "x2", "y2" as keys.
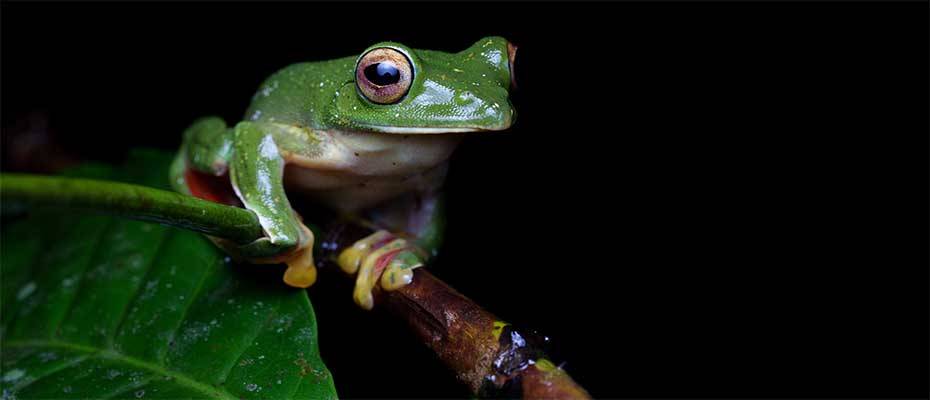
[
  {"x1": 336, "y1": 230, "x2": 426, "y2": 310},
  {"x1": 237, "y1": 222, "x2": 317, "y2": 289},
  {"x1": 280, "y1": 224, "x2": 318, "y2": 288}
]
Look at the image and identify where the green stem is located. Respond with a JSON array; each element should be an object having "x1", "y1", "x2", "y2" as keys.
[{"x1": 0, "y1": 174, "x2": 262, "y2": 244}]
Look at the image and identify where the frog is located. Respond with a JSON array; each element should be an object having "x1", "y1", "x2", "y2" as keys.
[{"x1": 170, "y1": 37, "x2": 516, "y2": 309}]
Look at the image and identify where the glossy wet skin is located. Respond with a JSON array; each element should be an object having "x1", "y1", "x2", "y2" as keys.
[
  {"x1": 245, "y1": 36, "x2": 515, "y2": 134},
  {"x1": 172, "y1": 37, "x2": 516, "y2": 305},
  {"x1": 242, "y1": 36, "x2": 517, "y2": 211}
]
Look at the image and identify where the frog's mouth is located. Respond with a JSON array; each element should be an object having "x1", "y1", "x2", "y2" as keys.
[
  {"x1": 356, "y1": 114, "x2": 514, "y2": 134},
  {"x1": 357, "y1": 125, "x2": 498, "y2": 134}
]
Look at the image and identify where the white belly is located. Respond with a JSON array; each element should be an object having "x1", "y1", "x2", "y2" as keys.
[{"x1": 282, "y1": 130, "x2": 462, "y2": 212}]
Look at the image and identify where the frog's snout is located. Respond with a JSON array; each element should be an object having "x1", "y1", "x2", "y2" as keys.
[{"x1": 507, "y1": 41, "x2": 518, "y2": 90}]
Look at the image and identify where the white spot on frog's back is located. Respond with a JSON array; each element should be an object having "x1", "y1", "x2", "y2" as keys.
[
  {"x1": 486, "y1": 49, "x2": 502, "y2": 65},
  {"x1": 245, "y1": 383, "x2": 260, "y2": 392},
  {"x1": 16, "y1": 282, "x2": 36, "y2": 301},
  {"x1": 260, "y1": 81, "x2": 279, "y2": 97}
]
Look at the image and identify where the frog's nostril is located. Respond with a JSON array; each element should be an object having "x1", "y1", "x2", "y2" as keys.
[{"x1": 507, "y1": 41, "x2": 518, "y2": 90}]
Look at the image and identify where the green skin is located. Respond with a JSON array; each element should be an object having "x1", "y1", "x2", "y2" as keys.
[{"x1": 171, "y1": 37, "x2": 514, "y2": 265}]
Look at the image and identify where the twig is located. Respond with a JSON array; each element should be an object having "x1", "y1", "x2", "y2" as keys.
[
  {"x1": 0, "y1": 174, "x2": 261, "y2": 244},
  {"x1": 321, "y1": 221, "x2": 591, "y2": 398}
]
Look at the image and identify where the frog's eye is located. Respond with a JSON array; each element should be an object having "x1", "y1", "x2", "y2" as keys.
[{"x1": 356, "y1": 47, "x2": 413, "y2": 105}]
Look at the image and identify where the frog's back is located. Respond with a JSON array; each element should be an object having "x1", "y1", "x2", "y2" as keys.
[{"x1": 244, "y1": 56, "x2": 356, "y2": 129}]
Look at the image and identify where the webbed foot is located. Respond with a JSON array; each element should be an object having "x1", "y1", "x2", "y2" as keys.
[
  {"x1": 281, "y1": 223, "x2": 317, "y2": 288},
  {"x1": 336, "y1": 230, "x2": 426, "y2": 310},
  {"x1": 212, "y1": 221, "x2": 318, "y2": 288}
]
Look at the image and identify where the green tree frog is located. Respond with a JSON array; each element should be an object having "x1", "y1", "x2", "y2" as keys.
[{"x1": 170, "y1": 37, "x2": 516, "y2": 309}]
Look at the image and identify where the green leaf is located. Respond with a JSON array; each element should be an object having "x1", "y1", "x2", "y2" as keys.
[{"x1": 1, "y1": 150, "x2": 336, "y2": 399}]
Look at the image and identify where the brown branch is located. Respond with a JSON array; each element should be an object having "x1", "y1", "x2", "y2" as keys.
[{"x1": 319, "y1": 221, "x2": 592, "y2": 399}]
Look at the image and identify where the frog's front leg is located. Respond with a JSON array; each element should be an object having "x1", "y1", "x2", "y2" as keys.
[
  {"x1": 227, "y1": 121, "x2": 317, "y2": 288},
  {"x1": 337, "y1": 192, "x2": 445, "y2": 310}
]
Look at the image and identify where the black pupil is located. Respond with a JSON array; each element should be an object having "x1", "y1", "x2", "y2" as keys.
[{"x1": 364, "y1": 62, "x2": 401, "y2": 86}]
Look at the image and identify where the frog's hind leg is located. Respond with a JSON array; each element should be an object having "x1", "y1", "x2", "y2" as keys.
[
  {"x1": 182, "y1": 116, "x2": 234, "y2": 176},
  {"x1": 367, "y1": 191, "x2": 446, "y2": 256},
  {"x1": 336, "y1": 192, "x2": 444, "y2": 310},
  {"x1": 171, "y1": 116, "x2": 236, "y2": 199}
]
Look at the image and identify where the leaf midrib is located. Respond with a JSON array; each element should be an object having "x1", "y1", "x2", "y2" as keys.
[{"x1": 2, "y1": 339, "x2": 238, "y2": 400}]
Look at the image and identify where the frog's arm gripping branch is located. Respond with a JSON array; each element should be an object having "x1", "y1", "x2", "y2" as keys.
[
  {"x1": 227, "y1": 122, "x2": 307, "y2": 259},
  {"x1": 0, "y1": 174, "x2": 591, "y2": 399},
  {"x1": 173, "y1": 119, "x2": 317, "y2": 287}
]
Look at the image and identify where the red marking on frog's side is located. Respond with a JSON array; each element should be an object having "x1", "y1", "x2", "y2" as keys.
[{"x1": 184, "y1": 168, "x2": 241, "y2": 207}]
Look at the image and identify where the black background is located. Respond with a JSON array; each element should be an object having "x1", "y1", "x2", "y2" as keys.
[{"x1": 2, "y1": 2, "x2": 928, "y2": 399}]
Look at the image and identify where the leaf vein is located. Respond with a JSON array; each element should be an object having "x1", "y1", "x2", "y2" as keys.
[
  {"x1": 218, "y1": 298, "x2": 283, "y2": 384},
  {"x1": 158, "y1": 245, "x2": 217, "y2": 364},
  {"x1": 109, "y1": 228, "x2": 173, "y2": 348},
  {"x1": 98, "y1": 375, "x2": 155, "y2": 400},
  {"x1": 51, "y1": 219, "x2": 116, "y2": 339},
  {"x1": 3, "y1": 340, "x2": 238, "y2": 400},
  {"x1": 10, "y1": 352, "x2": 92, "y2": 393}
]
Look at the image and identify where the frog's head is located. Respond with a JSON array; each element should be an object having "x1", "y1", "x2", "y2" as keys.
[{"x1": 330, "y1": 37, "x2": 516, "y2": 134}]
